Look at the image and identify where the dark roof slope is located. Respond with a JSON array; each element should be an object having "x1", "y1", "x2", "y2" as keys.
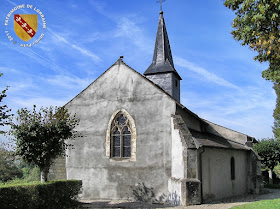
[{"x1": 190, "y1": 129, "x2": 249, "y2": 150}]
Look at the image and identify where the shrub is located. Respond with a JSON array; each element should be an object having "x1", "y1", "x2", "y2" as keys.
[{"x1": 0, "y1": 180, "x2": 82, "y2": 209}]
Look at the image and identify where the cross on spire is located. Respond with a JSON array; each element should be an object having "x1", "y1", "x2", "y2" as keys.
[{"x1": 156, "y1": 0, "x2": 166, "y2": 12}]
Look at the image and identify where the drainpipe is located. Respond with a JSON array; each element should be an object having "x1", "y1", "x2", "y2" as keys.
[{"x1": 199, "y1": 147, "x2": 205, "y2": 203}]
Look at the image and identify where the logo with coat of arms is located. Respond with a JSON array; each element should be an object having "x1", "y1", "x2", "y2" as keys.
[
  {"x1": 14, "y1": 14, "x2": 37, "y2": 42},
  {"x1": 4, "y1": 4, "x2": 46, "y2": 47}
]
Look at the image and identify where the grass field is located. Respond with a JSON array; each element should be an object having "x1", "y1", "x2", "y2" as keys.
[
  {"x1": 0, "y1": 179, "x2": 40, "y2": 187},
  {"x1": 232, "y1": 198, "x2": 280, "y2": 208}
]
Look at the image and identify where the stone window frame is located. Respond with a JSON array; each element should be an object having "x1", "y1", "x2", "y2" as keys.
[
  {"x1": 106, "y1": 109, "x2": 136, "y2": 162},
  {"x1": 231, "y1": 157, "x2": 235, "y2": 180}
]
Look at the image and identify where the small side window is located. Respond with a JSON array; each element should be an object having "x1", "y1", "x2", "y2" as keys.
[{"x1": 231, "y1": 157, "x2": 235, "y2": 180}]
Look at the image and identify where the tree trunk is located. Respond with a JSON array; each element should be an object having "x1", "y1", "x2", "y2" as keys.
[
  {"x1": 40, "y1": 166, "x2": 49, "y2": 183},
  {"x1": 268, "y1": 169, "x2": 273, "y2": 185}
]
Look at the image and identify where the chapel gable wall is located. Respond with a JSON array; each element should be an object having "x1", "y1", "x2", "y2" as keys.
[{"x1": 64, "y1": 62, "x2": 176, "y2": 201}]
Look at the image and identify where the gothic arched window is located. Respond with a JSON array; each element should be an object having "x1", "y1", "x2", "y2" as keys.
[
  {"x1": 111, "y1": 114, "x2": 131, "y2": 158},
  {"x1": 106, "y1": 109, "x2": 136, "y2": 161}
]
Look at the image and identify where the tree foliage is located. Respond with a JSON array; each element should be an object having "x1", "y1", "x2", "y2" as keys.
[
  {"x1": 273, "y1": 162, "x2": 280, "y2": 179},
  {"x1": 10, "y1": 106, "x2": 79, "y2": 182},
  {"x1": 253, "y1": 138, "x2": 280, "y2": 169},
  {"x1": 18, "y1": 161, "x2": 40, "y2": 182},
  {"x1": 0, "y1": 73, "x2": 12, "y2": 134},
  {"x1": 0, "y1": 145, "x2": 22, "y2": 182},
  {"x1": 224, "y1": 0, "x2": 280, "y2": 82},
  {"x1": 273, "y1": 83, "x2": 280, "y2": 139}
]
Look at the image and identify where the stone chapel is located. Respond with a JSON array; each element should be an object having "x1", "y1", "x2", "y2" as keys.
[{"x1": 50, "y1": 10, "x2": 262, "y2": 206}]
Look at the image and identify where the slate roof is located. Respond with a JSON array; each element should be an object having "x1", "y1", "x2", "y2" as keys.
[
  {"x1": 190, "y1": 129, "x2": 250, "y2": 150},
  {"x1": 144, "y1": 11, "x2": 182, "y2": 80}
]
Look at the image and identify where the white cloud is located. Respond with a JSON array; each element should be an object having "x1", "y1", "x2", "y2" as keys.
[
  {"x1": 0, "y1": 41, "x2": 71, "y2": 75},
  {"x1": 0, "y1": 67, "x2": 20, "y2": 74},
  {"x1": 181, "y1": 83, "x2": 275, "y2": 138},
  {"x1": 46, "y1": 75, "x2": 93, "y2": 89},
  {"x1": 175, "y1": 56, "x2": 241, "y2": 90},
  {"x1": 88, "y1": 1, "x2": 153, "y2": 53},
  {"x1": 47, "y1": 28, "x2": 102, "y2": 63},
  {"x1": 113, "y1": 18, "x2": 153, "y2": 53},
  {"x1": 8, "y1": 80, "x2": 34, "y2": 93},
  {"x1": 10, "y1": 97, "x2": 67, "y2": 109}
]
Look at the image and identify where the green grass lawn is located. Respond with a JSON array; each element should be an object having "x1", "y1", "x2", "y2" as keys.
[
  {"x1": 232, "y1": 198, "x2": 280, "y2": 209},
  {"x1": 0, "y1": 179, "x2": 40, "y2": 187}
]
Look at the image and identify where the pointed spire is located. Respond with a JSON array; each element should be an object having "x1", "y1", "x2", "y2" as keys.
[
  {"x1": 144, "y1": 11, "x2": 181, "y2": 79},
  {"x1": 153, "y1": 11, "x2": 174, "y2": 67}
]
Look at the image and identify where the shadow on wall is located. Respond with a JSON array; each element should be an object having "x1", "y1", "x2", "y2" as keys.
[{"x1": 130, "y1": 182, "x2": 166, "y2": 203}]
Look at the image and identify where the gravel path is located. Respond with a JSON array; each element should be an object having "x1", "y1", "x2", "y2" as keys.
[{"x1": 81, "y1": 188, "x2": 280, "y2": 209}]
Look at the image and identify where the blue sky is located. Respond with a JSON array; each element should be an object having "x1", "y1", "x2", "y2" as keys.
[{"x1": 0, "y1": 0, "x2": 275, "y2": 141}]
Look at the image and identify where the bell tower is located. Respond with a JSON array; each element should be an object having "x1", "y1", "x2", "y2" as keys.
[{"x1": 144, "y1": 10, "x2": 182, "y2": 102}]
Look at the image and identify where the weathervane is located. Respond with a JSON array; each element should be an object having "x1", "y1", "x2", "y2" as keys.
[{"x1": 156, "y1": 0, "x2": 166, "y2": 11}]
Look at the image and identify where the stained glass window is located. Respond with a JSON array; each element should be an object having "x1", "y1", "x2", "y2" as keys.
[
  {"x1": 112, "y1": 130, "x2": 121, "y2": 157},
  {"x1": 111, "y1": 114, "x2": 131, "y2": 158}
]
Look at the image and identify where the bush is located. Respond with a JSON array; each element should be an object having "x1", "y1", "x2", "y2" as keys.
[{"x1": 0, "y1": 180, "x2": 82, "y2": 209}]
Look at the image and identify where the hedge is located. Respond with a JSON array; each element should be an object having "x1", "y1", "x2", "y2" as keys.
[{"x1": 0, "y1": 180, "x2": 82, "y2": 209}]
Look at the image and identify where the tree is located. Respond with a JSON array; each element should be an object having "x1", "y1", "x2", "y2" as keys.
[
  {"x1": 10, "y1": 105, "x2": 79, "y2": 183},
  {"x1": 224, "y1": 0, "x2": 280, "y2": 82},
  {"x1": 0, "y1": 73, "x2": 12, "y2": 134},
  {"x1": 273, "y1": 83, "x2": 280, "y2": 139},
  {"x1": 0, "y1": 145, "x2": 23, "y2": 182},
  {"x1": 18, "y1": 160, "x2": 40, "y2": 182},
  {"x1": 253, "y1": 138, "x2": 280, "y2": 184},
  {"x1": 224, "y1": 0, "x2": 280, "y2": 183}
]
